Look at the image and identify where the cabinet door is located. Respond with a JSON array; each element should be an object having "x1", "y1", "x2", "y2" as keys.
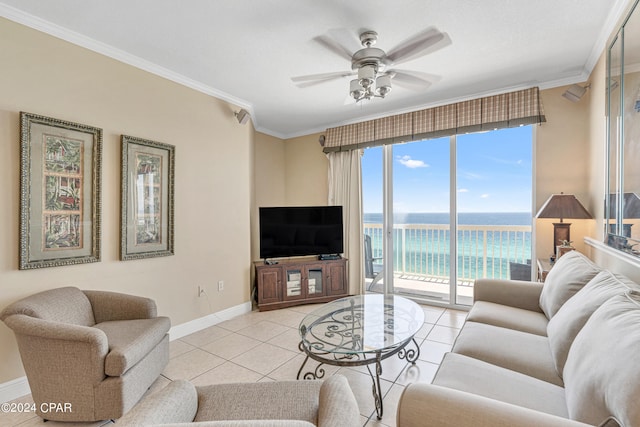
[
  {"x1": 306, "y1": 264, "x2": 325, "y2": 297},
  {"x1": 326, "y1": 261, "x2": 348, "y2": 296},
  {"x1": 283, "y1": 267, "x2": 306, "y2": 301},
  {"x1": 257, "y1": 267, "x2": 281, "y2": 304}
]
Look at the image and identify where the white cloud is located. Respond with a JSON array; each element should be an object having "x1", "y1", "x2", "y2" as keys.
[
  {"x1": 458, "y1": 188, "x2": 469, "y2": 193},
  {"x1": 481, "y1": 194, "x2": 490, "y2": 199},
  {"x1": 397, "y1": 155, "x2": 428, "y2": 169}
]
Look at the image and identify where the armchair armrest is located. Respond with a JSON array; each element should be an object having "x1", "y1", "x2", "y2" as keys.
[
  {"x1": 397, "y1": 383, "x2": 592, "y2": 427},
  {"x1": 3, "y1": 314, "x2": 108, "y2": 384},
  {"x1": 3, "y1": 314, "x2": 108, "y2": 347},
  {"x1": 117, "y1": 379, "x2": 198, "y2": 426},
  {"x1": 473, "y1": 278, "x2": 544, "y2": 312},
  {"x1": 83, "y1": 290, "x2": 157, "y2": 322},
  {"x1": 317, "y1": 375, "x2": 360, "y2": 427}
]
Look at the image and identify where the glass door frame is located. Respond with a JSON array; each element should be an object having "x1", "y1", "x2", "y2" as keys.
[
  {"x1": 380, "y1": 137, "x2": 463, "y2": 307},
  {"x1": 376, "y1": 131, "x2": 535, "y2": 310}
]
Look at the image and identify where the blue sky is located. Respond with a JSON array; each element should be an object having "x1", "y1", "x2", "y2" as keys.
[{"x1": 362, "y1": 126, "x2": 533, "y2": 213}]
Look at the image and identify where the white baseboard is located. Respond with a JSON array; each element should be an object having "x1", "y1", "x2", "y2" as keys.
[
  {"x1": 0, "y1": 300, "x2": 253, "y2": 403},
  {"x1": 0, "y1": 376, "x2": 30, "y2": 404},
  {"x1": 169, "y1": 301, "x2": 252, "y2": 340}
]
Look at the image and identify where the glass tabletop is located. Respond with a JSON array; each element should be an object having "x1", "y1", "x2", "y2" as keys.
[{"x1": 299, "y1": 294, "x2": 424, "y2": 355}]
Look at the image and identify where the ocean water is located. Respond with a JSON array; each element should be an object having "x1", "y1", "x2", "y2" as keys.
[
  {"x1": 364, "y1": 212, "x2": 532, "y2": 226},
  {"x1": 364, "y1": 212, "x2": 532, "y2": 280}
]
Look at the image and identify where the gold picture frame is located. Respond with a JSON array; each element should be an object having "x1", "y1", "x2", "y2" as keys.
[
  {"x1": 120, "y1": 135, "x2": 175, "y2": 260},
  {"x1": 19, "y1": 112, "x2": 102, "y2": 269}
]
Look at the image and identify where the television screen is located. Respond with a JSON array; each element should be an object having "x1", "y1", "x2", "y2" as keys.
[{"x1": 259, "y1": 206, "x2": 344, "y2": 259}]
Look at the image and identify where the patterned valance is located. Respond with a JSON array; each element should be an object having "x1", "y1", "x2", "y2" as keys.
[{"x1": 323, "y1": 87, "x2": 546, "y2": 152}]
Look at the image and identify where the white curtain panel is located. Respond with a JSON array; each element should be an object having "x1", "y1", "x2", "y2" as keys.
[{"x1": 327, "y1": 149, "x2": 363, "y2": 295}]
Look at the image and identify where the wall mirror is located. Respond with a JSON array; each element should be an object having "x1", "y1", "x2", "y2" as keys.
[{"x1": 606, "y1": 0, "x2": 640, "y2": 256}]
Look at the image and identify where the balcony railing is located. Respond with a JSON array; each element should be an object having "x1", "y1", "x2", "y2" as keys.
[{"x1": 364, "y1": 223, "x2": 532, "y2": 283}]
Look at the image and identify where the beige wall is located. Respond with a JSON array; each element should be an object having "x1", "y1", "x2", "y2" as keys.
[
  {"x1": 535, "y1": 86, "x2": 593, "y2": 258},
  {"x1": 283, "y1": 133, "x2": 329, "y2": 206},
  {"x1": 0, "y1": 18, "x2": 252, "y2": 383},
  {"x1": 252, "y1": 132, "x2": 286, "y2": 262}
]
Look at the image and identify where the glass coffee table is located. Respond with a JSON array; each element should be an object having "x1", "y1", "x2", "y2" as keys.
[{"x1": 297, "y1": 294, "x2": 424, "y2": 419}]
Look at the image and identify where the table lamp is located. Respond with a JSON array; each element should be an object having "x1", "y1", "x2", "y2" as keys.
[
  {"x1": 607, "y1": 192, "x2": 640, "y2": 237},
  {"x1": 536, "y1": 193, "x2": 592, "y2": 255}
]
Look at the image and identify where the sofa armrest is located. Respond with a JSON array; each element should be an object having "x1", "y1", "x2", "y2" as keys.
[
  {"x1": 473, "y1": 278, "x2": 544, "y2": 312},
  {"x1": 84, "y1": 290, "x2": 157, "y2": 322},
  {"x1": 317, "y1": 375, "x2": 360, "y2": 427},
  {"x1": 118, "y1": 379, "x2": 198, "y2": 426},
  {"x1": 397, "y1": 383, "x2": 591, "y2": 427}
]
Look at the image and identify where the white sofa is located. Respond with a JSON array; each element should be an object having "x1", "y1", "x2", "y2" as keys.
[{"x1": 397, "y1": 251, "x2": 640, "y2": 427}]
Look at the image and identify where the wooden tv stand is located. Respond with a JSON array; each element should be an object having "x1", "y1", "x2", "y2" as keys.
[{"x1": 255, "y1": 257, "x2": 348, "y2": 311}]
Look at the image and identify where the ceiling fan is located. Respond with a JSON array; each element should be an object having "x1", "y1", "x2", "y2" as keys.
[{"x1": 292, "y1": 28, "x2": 451, "y2": 102}]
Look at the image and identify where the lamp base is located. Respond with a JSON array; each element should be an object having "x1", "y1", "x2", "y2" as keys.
[{"x1": 552, "y1": 222, "x2": 571, "y2": 254}]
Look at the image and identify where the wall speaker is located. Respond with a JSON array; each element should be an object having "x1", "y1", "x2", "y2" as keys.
[
  {"x1": 234, "y1": 109, "x2": 250, "y2": 125},
  {"x1": 562, "y1": 84, "x2": 590, "y2": 102}
]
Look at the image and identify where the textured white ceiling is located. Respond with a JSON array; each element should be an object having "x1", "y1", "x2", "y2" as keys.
[{"x1": 0, "y1": 0, "x2": 633, "y2": 138}]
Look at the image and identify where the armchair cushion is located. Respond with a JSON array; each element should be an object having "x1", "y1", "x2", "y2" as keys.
[
  {"x1": 95, "y1": 317, "x2": 171, "y2": 376},
  {"x1": 0, "y1": 286, "x2": 95, "y2": 326}
]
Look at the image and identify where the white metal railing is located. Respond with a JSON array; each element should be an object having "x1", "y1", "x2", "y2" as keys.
[{"x1": 364, "y1": 223, "x2": 532, "y2": 282}]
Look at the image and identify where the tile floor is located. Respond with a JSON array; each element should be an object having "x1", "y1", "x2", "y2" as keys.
[{"x1": 1, "y1": 302, "x2": 466, "y2": 427}]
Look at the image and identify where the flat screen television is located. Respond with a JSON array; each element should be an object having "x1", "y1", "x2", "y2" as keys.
[{"x1": 259, "y1": 206, "x2": 344, "y2": 259}]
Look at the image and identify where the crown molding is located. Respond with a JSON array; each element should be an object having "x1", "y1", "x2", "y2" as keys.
[{"x1": 0, "y1": 4, "x2": 256, "y2": 119}]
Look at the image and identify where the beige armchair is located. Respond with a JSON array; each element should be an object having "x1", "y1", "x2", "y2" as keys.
[
  {"x1": 118, "y1": 375, "x2": 361, "y2": 427},
  {"x1": 0, "y1": 286, "x2": 170, "y2": 422}
]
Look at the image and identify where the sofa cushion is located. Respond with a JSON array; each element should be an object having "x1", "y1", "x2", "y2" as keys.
[
  {"x1": 452, "y1": 322, "x2": 562, "y2": 386},
  {"x1": 433, "y1": 352, "x2": 568, "y2": 418},
  {"x1": 539, "y1": 251, "x2": 600, "y2": 319},
  {"x1": 466, "y1": 301, "x2": 548, "y2": 336},
  {"x1": 547, "y1": 270, "x2": 639, "y2": 377},
  {"x1": 95, "y1": 317, "x2": 170, "y2": 376},
  {"x1": 0, "y1": 286, "x2": 95, "y2": 326},
  {"x1": 563, "y1": 292, "x2": 640, "y2": 426}
]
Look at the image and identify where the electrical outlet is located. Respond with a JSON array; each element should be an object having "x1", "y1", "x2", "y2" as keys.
[{"x1": 218, "y1": 280, "x2": 224, "y2": 292}]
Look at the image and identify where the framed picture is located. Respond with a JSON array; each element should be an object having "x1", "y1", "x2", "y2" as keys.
[
  {"x1": 120, "y1": 135, "x2": 175, "y2": 260},
  {"x1": 19, "y1": 112, "x2": 102, "y2": 269}
]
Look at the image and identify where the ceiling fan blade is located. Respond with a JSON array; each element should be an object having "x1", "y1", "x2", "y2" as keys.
[
  {"x1": 312, "y1": 29, "x2": 361, "y2": 62},
  {"x1": 388, "y1": 69, "x2": 441, "y2": 90},
  {"x1": 386, "y1": 28, "x2": 452, "y2": 65},
  {"x1": 291, "y1": 71, "x2": 355, "y2": 88}
]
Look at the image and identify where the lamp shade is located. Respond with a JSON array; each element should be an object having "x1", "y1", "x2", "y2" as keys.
[
  {"x1": 536, "y1": 193, "x2": 592, "y2": 221},
  {"x1": 607, "y1": 192, "x2": 640, "y2": 219}
]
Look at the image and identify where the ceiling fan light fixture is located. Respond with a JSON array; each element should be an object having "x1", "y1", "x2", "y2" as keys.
[
  {"x1": 350, "y1": 79, "x2": 365, "y2": 100},
  {"x1": 376, "y1": 75, "x2": 392, "y2": 97},
  {"x1": 358, "y1": 65, "x2": 376, "y2": 88}
]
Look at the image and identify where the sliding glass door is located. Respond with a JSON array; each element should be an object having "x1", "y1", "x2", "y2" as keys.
[
  {"x1": 455, "y1": 127, "x2": 533, "y2": 305},
  {"x1": 362, "y1": 127, "x2": 533, "y2": 307}
]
